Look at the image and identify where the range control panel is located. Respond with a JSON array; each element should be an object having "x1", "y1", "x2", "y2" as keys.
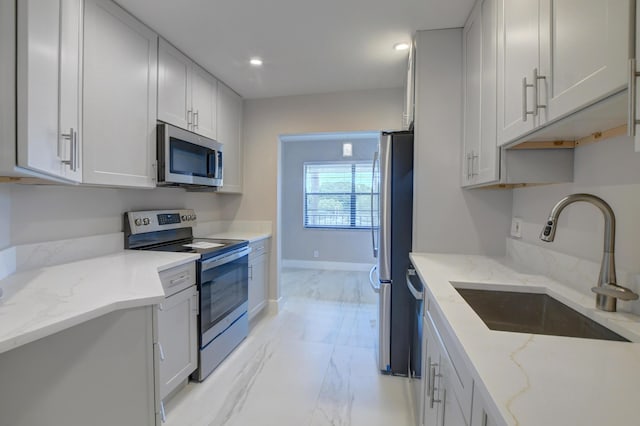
[{"x1": 125, "y1": 209, "x2": 197, "y2": 235}]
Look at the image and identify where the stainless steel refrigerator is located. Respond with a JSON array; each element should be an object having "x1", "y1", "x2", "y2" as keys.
[{"x1": 369, "y1": 130, "x2": 414, "y2": 375}]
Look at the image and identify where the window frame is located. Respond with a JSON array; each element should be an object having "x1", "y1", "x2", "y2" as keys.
[{"x1": 302, "y1": 160, "x2": 378, "y2": 230}]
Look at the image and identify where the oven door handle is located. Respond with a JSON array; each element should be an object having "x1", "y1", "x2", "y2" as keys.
[
  {"x1": 406, "y1": 268, "x2": 423, "y2": 300},
  {"x1": 201, "y1": 247, "x2": 252, "y2": 271}
]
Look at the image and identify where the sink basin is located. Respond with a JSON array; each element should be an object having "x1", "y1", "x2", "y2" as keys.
[{"x1": 455, "y1": 288, "x2": 628, "y2": 342}]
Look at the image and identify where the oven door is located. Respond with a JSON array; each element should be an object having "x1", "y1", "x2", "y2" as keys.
[{"x1": 199, "y1": 247, "x2": 249, "y2": 347}]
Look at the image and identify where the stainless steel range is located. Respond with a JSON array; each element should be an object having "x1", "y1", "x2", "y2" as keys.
[{"x1": 124, "y1": 209, "x2": 250, "y2": 381}]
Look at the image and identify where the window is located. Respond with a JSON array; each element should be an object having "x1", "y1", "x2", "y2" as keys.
[{"x1": 303, "y1": 162, "x2": 378, "y2": 229}]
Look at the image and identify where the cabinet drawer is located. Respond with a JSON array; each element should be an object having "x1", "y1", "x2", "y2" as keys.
[
  {"x1": 158, "y1": 262, "x2": 196, "y2": 297},
  {"x1": 427, "y1": 304, "x2": 474, "y2": 424},
  {"x1": 249, "y1": 239, "x2": 269, "y2": 260}
]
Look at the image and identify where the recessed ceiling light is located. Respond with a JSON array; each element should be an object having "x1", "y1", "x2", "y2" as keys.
[
  {"x1": 394, "y1": 43, "x2": 410, "y2": 51},
  {"x1": 250, "y1": 58, "x2": 263, "y2": 66}
]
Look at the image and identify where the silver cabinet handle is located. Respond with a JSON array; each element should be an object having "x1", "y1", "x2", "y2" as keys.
[
  {"x1": 160, "y1": 400, "x2": 166, "y2": 423},
  {"x1": 471, "y1": 151, "x2": 479, "y2": 177},
  {"x1": 168, "y1": 274, "x2": 191, "y2": 288},
  {"x1": 60, "y1": 127, "x2": 74, "y2": 166},
  {"x1": 187, "y1": 109, "x2": 193, "y2": 129},
  {"x1": 405, "y1": 268, "x2": 423, "y2": 300},
  {"x1": 522, "y1": 77, "x2": 535, "y2": 122},
  {"x1": 157, "y1": 342, "x2": 165, "y2": 361},
  {"x1": 194, "y1": 110, "x2": 199, "y2": 130},
  {"x1": 73, "y1": 129, "x2": 78, "y2": 172},
  {"x1": 629, "y1": 59, "x2": 640, "y2": 137},
  {"x1": 533, "y1": 68, "x2": 546, "y2": 113},
  {"x1": 429, "y1": 363, "x2": 441, "y2": 408}
]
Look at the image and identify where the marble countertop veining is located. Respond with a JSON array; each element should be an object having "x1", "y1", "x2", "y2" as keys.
[
  {"x1": 0, "y1": 250, "x2": 199, "y2": 355},
  {"x1": 410, "y1": 252, "x2": 640, "y2": 426}
]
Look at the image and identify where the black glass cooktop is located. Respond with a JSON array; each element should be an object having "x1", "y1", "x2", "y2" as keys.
[{"x1": 143, "y1": 238, "x2": 248, "y2": 259}]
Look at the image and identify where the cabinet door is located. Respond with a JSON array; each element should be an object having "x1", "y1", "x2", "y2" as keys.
[
  {"x1": 471, "y1": 386, "x2": 497, "y2": 426},
  {"x1": 248, "y1": 253, "x2": 267, "y2": 319},
  {"x1": 539, "y1": 0, "x2": 630, "y2": 123},
  {"x1": 496, "y1": 0, "x2": 539, "y2": 145},
  {"x1": 191, "y1": 65, "x2": 218, "y2": 140},
  {"x1": 216, "y1": 83, "x2": 243, "y2": 193},
  {"x1": 158, "y1": 39, "x2": 192, "y2": 131},
  {"x1": 441, "y1": 354, "x2": 470, "y2": 426},
  {"x1": 462, "y1": 1, "x2": 482, "y2": 187},
  {"x1": 423, "y1": 315, "x2": 441, "y2": 425},
  {"x1": 157, "y1": 286, "x2": 198, "y2": 400},
  {"x1": 17, "y1": 0, "x2": 82, "y2": 182},
  {"x1": 83, "y1": 0, "x2": 157, "y2": 188}
]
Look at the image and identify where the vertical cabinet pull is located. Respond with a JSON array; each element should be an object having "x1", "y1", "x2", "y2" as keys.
[
  {"x1": 157, "y1": 342, "x2": 165, "y2": 361},
  {"x1": 194, "y1": 110, "x2": 199, "y2": 130},
  {"x1": 522, "y1": 77, "x2": 535, "y2": 121},
  {"x1": 160, "y1": 400, "x2": 166, "y2": 423},
  {"x1": 429, "y1": 363, "x2": 442, "y2": 408},
  {"x1": 471, "y1": 151, "x2": 479, "y2": 177},
  {"x1": 187, "y1": 109, "x2": 193, "y2": 129},
  {"x1": 60, "y1": 128, "x2": 78, "y2": 171},
  {"x1": 533, "y1": 68, "x2": 546, "y2": 113}
]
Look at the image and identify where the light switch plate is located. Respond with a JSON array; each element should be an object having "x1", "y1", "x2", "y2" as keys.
[{"x1": 510, "y1": 217, "x2": 523, "y2": 238}]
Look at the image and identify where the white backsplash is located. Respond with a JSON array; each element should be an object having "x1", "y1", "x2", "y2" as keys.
[
  {"x1": 193, "y1": 220, "x2": 272, "y2": 237},
  {"x1": 507, "y1": 238, "x2": 640, "y2": 315}
]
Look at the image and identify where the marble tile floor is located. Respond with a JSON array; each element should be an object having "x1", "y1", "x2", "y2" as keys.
[{"x1": 164, "y1": 268, "x2": 415, "y2": 426}]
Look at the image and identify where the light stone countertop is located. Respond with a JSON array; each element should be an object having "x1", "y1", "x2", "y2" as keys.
[
  {"x1": 410, "y1": 252, "x2": 640, "y2": 426},
  {"x1": 0, "y1": 250, "x2": 199, "y2": 355}
]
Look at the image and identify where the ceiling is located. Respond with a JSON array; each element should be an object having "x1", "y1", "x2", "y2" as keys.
[{"x1": 116, "y1": 0, "x2": 475, "y2": 99}]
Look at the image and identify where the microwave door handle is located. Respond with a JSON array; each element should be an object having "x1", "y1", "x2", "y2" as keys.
[
  {"x1": 216, "y1": 151, "x2": 223, "y2": 180},
  {"x1": 207, "y1": 151, "x2": 216, "y2": 178}
]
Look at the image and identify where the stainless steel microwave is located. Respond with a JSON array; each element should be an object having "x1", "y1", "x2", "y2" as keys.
[{"x1": 157, "y1": 122, "x2": 223, "y2": 188}]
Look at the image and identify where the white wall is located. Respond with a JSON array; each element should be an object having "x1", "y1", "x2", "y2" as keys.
[
  {"x1": 0, "y1": 184, "x2": 241, "y2": 248},
  {"x1": 240, "y1": 88, "x2": 404, "y2": 300},
  {"x1": 0, "y1": 186, "x2": 9, "y2": 248},
  {"x1": 412, "y1": 29, "x2": 512, "y2": 256},
  {"x1": 281, "y1": 136, "x2": 378, "y2": 264},
  {"x1": 512, "y1": 135, "x2": 640, "y2": 273}
]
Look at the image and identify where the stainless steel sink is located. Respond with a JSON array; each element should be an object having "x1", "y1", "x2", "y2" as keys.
[{"x1": 456, "y1": 288, "x2": 629, "y2": 342}]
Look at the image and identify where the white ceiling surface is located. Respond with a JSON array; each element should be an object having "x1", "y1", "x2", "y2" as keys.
[{"x1": 116, "y1": 0, "x2": 475, "y2": 99}]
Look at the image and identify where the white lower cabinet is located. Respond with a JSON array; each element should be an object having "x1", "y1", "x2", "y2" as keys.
[
  {"x1": 248, "y1": 239, "x2": 269, "y2": 319},
  {"x1": 471, "y1": 386, "x2": 498, "y2": 426},
  {"x1": 157, "y1": 285, "x2": 198, "y2": 401},
  {"x1": 424, "y1": 311, "x2": 471, "y2": 426}
]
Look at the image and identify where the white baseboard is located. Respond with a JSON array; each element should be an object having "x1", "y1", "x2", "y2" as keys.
[
  {"x1": 281, "y1": 259, "x2": 374, "y2": 272},
  {"x1": 267, "y1": 297, "x2": 284, "y2": 315}
]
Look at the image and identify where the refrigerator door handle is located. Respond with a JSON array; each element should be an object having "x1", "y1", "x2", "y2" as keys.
[
  {"x1": 371, "y1": 151, "x2": 379, "y2": 258},
  {"x1": 369, "y1": 265, "x2": 380, "y2": 293},
  {"x1": 406, "y1": 268, "x2": 423, "y2": 300}
]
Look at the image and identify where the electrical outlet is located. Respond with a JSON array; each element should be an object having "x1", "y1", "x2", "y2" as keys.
[
  {"x1": 313, "y1": 250, "x2": 319, "y2": 258},
  {"x1": 510, "y1": 217, "x2": 523, "y2": 238}
]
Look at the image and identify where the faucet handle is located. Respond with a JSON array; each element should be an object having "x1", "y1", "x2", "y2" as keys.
[{"x1": 591, "y1": 284, "x2": 639, "y2": 301}]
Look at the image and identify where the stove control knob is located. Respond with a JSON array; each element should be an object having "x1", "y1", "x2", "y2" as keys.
[
  {"x1": 181, "y1": 215, "x2": 187, "y2": 221},
  {"x1": 134, "y1": 218, "x2": 142, "y2": 226},
  {"x1": 143, "y1": 218, "x2": 150, "y2": 225},
  {"x1": 189, "y1": 215, "x2": 195, "y2": 221},
  {"x1": 193, "y1": 214, "x2": 197, "y2": 221}
]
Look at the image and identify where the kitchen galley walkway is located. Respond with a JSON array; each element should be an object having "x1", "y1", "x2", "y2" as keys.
[{"x1": 164, "y1": 268, "x2": 414, "y2": 426}]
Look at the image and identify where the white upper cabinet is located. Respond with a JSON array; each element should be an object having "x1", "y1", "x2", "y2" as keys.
[
  {"x1": 191, "y1": 64, "x2": 218, "y2": 140},
  {"x1": 17, "y1": 0, "x2": 83, "y2": 182},
  {"x1": 158, "y1": 41, "x2": 192, "y2": 131},
  {"x1": 497, "y1": 0, "x2": 631, "y2": 146},
  {"x1": 462, "y1": 0, "x2": 499, "y2": 187},
  {"x1": 82, "y1": 0, "x2": 158, "y2": 188},
  {"x1": 539, "y1": 0, "x2": 630, "y2": 123},
  {"x1": 158, "y1": 39, "x2": 218, "y2": 140},
  {"x1": 216, "y1": 82, "x2": 243, "y2": 193},
  {"x1": 496, "y1": 0, "x2": 539, "y2": 144}
]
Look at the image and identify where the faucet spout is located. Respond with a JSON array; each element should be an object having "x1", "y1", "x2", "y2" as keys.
[{"x1": 539, "y1": 193, "x2": 625, "y2": 312}]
